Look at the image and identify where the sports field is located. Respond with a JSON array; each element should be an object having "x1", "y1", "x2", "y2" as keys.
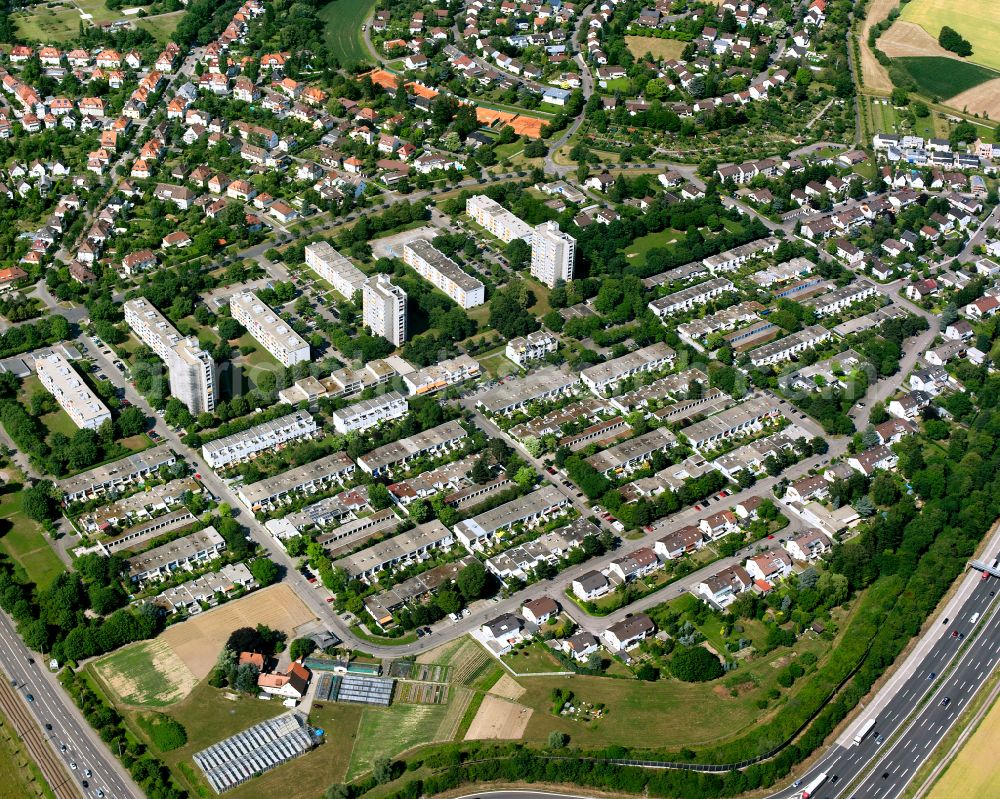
[
  {"x1": 624, "y1": 36, "x2": 686, "y2": 61},
  {"x1": 318, "y1": 0, "x2": 376, "y2": 69},
  {"x1": 927, "y1": 692, "x2": 1000, "y2": 799},
  {"x1": 900, "y1": 0, "x2": 1000, "y2": 71}
]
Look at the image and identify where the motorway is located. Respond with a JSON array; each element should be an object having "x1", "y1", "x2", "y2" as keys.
[{"x1": 0, "y1": 611, "x2": 139, "y2": 799}]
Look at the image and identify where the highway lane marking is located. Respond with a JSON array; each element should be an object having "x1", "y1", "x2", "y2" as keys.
[{"x1": 925, "y1": 739, "x2": 932, "y2": 748}]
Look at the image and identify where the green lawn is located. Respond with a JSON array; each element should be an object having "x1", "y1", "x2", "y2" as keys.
[
  {"x1": 135, "y1": 10, "x2": 183, "y2": 42},
  {"x1": 602, "y1": 77, "x2": 631, "y2": 93},
  {"x1": 896, "y1": 57, "x2": 999, "y2": 98},
  {"x1": 319, "y1": 0, "x2": 377, "y2": 68},
  {"x1": 346, "y1": 703, "x2": 452, "y2": 780},
  {"x1": 623, "y1": 228, "x2": 682, "y2": 266},
  {"x1": 14, "y1": 0, "x2": 176, "y2": 43},
  {"x1": 0, "y1": 491, "x2": 64, "y2": 590},
  {"x1": 501, "y1": 642, "x2": 568, "y2": 675}
]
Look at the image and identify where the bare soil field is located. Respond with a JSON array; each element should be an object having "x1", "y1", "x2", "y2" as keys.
[
  {"x1": 464, "y1": 695, "x2": 533, "y2": 740},
  {"x1": 489, "y1": 673, "x2": 526, "y2": 701},
  {"x1": 161, "y1": 584, "x2": 316, "y2": 678},
  {"x1": 859, "y1": 0, "x2": 897, "y2": 93},
  {"x1": 945, "y1": 78, "x2": 1000, "y2": 120},
  {"x1": 880, "y1": 20, "x2": 957, "y2": 60},
  {"x1": 624, "y1": 36, "x2": 686, "y2": 61}
]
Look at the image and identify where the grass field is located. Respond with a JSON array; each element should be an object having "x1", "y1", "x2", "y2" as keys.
[
  {"x1": 624, "y1": 36, "x2": 687, "y2": 61},
  {"x1": 927, "y1": 691, "x2": 1000, "y2": 799},
  {"x1": 900, "y1": 0, "x2": 1000, "y2": 71},
  {"x1": 0, "y1": 711, "x2": 56, "y2": 799},
  {"x1": 869, "y1": 98, "x2": 900, "y2": 133},
  {"x1": 92, "y1": 639, "x2": 198, "y2": 708},
  {"x1": 318, "y1": 0, "x2": 376, "y2": 69},
  {"x1": 623, "y1": 228, "x2": 682, "y2": 266},
  {"x1": 347, "y1": 703, "x2": 453, "y2": 780},
  {"x1": 500, "y1": 642, "x2": 568, "y2": 675},
  {"x1": 896, "y1": 57, "x2": 1000, "y2": 98},
  {"x1": 0, "y1": 491, "x2": 64, "y2": 590}
]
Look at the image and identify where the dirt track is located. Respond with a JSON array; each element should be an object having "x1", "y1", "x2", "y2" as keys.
[{"x1": 859, "y1": 0, "x2": 897, "y2": 93}]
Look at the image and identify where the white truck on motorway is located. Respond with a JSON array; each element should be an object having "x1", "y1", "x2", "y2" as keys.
[{"x1": 800, "y1": 772, "x2": 828, "y2": 799}]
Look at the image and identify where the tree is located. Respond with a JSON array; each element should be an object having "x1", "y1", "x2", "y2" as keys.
[
  {"x1": 488, "y1": 281, "x2": 539, "y2": 339},
  {"x1": 250, "y1": 558, "x2": 280, "y2": 587},
  {"x1": 290, "y1": 637, "x2": 317, "y2": 661},
  {"x1": 456, "y1": 560, "x2": 487, "y2": 601},
  {"x1": 938, "y1": 25, "x2": 973, "y2": 57},
  {"x1": 23, "y1": 482, "x2": 57, "y2": 523},
  {"x1": 514, "y1": 466, "x2": 536, "y2": 488},
  {"x1": 368, "y1": 483, "x2": 392, "y2": 510},
  {"x1": 324, "y1": 784, "x2": 350, "y2": 799},
  {"x1": 470, "y1": 456, "x2": 491, "y2": 484},
  {"x1": 115, "y1": 406, "x2": 146, "y2": 438},
  {"x1": 407, "y1": 498, "x2": 431, "y2": 523},
  {"x1": 505, "y1": 238, "x2": 531, "y2": 270}
]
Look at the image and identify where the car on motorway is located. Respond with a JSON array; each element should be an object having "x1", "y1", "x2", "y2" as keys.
[
  {"x1": 44, "y1": 723, "x2": 51, "y2": 730},
  {"x1": 952, "y1": 630, "x2": 959, "y2": 638},
  {"x1": 82, "y1": 781, "x2": 88, "y2": 789},
  {"x1": 60, "y1": 744, "x2": 67, "y2": 753},
  {"x1": 874, "y1": 735, "x2": 883, "y2": 745},
  {"x1": 96, "y1": 789, "x2": 105, "y2": 797},
  {"x1": 85, "y1": 769, "x2": 91, "y2": 778},
  {"x1": 26, "y1": 694, "x2": 33, "y2": 702},
  {"x1": 941, "y1": 696, "x2": 951, "y2": 706},
  {"x1": 70, "y1": 762, "x2": 77, "y2": 770},
  {"x1": 928, "y1": 671, "x2": 936, "y2": 680}
]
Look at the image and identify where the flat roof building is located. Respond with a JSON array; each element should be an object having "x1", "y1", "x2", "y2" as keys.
[
  {"x1": 331, "y1": 391, "x2": 408, "y2": 434},
  {"x1": 236, "y1": 452, "x2": 355, "y2": 511},
  {"x1": 476, "y1": 367, "x2": 577, "y2": 415},
  {"x1": 403, "y1": 239, "x2": 485, "y2": 309},
  {"x1": 748, "y1": 325, "x2": 832, "y2": 367},
  {"x1": 585, "y1": 427, "x2": 678, "y2": 476},
  {"x1": 358, "y1": 419, "x2": 468, "y2": 476},
  {"x1": 124, "y1": 298, "x2": 217, "y2": 413},
  {"x1": 335, "y1": 519, "x2": 455, "y2": 581},
  {"x1": 580, "y1": 342, "x2": 676, "y2": 394},
  {"x1": 60, "y1": 446, "x2": 177, "y2": 503},
  {"x1": 230, "y1": 291, "x2": 310, "y2": 367},
  {"x1": 202, "y1": 410, "x2": 317, "y2": 470},
  {"x1": 402, "y1": 355, "x2": 480, "y2": 396},
  {"x1": 505, "y1": 331, "x2": 558, "y2": 367},
  {"x1": 127, "y1": 526, "x2": 226, "y2": 583},
  {"x1": 363, "y1": 275, "x2": 407, "y2": 347},
  {"x1": 648, "y1": 278, "x2": 735, "y2": 319},
  {"x1": 36, "y1": 352, "x2": 110, "y2": 430},
  {"x1": 304, "y1": 241, "x2": 366, "y2": 300},
  {"x1": 454, "y1": 485, "x2": 568, "y2": 550},
  {"x1": 680, "y1": 395, "x2": 781, "y2": 450}
]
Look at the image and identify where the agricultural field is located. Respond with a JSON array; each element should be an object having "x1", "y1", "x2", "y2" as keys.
[
  {"x1": 895, "y1": 57, "x2": 999, "y2": 98},
  {"x1": 92, "y1": 639, "x2": 198, "y2": 708},
  {"x1": 624, "y1": 36, "x2": 687, "y2": 61},
  {"x1": 900, "y1": 0, "x2": 1000, "y2": 71},
  {"x1": 319, "y1": 0, "x2": 376, "y2": 69},
  {"x1": 0, "y1": 491, "x2": 64, "y2": 590},
  {"x1": 927, "y1": 692, "x2": 1000, "y2": 799},
  {"x1": 946, "y1": 79, "x2": 1000, "y2": 120},
  {"x1": 879, "y1": 21, "x2": 958, "y2": 62}
]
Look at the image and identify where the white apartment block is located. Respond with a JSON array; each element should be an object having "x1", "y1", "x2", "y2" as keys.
[
  {"x1": 331, "y1": 391, "x2": 408, "y2": 434},
  {"x1": 403, "y1": 239, "x2": 485, "y2": 309},
  {"x1": 402, "y1": 355, "x2": 480, "y2": 396},
  {"x1": 230, "y1": 291, "x2": 310, "y2": 367},
  {"x1": 580, "y1": 342, "x2": 676, "y2": 394},
  {"x1": 201, "y1": 410, "x2": 317, "y2": 470},
  {"x1": 466, "y1": 194, "x2": 533, "y2": 243},
  {"x1": 124, "y1": 298, "x2": 217, "y2": 413},
  {"x1": 506, "y1": 331, "x2": 558, "y2": 367},
  {"x1": 36, "y1": 352, "x2": 111, "y2": 430},
  {"x1": 304, "y1": 241, "x2": 366, "y2": 300},
  {"x1": 648, "y1": 278, "x2": 735, "y2": 319},
  {"x1": 363, "y1": 274, "x2": 407, "y2": 347},
  {"x1": 530, "y1": 221, "x2": 575, "y2": 287},
  {"x1": 749, "y1": 325, "x2": 832, "y2": 367}
]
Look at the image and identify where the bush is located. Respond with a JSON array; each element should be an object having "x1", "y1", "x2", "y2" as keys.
[
  {"x1": 669, "y1": 647, "x2": 724, "y2": 682},
  {"x1": 136, "y1": 712, "x2": 188, "y2": 752}
]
